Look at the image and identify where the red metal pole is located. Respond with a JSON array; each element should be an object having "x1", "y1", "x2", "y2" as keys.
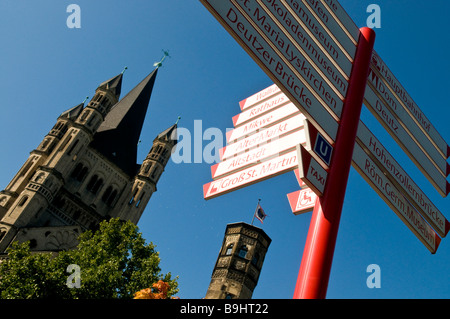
[{"x1": 293, "y1": 27, "x2": 376, "y2": 299}]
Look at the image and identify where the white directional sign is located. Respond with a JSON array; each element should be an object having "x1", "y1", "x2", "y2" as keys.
[
  {"x1": 204, "y1": 149, "x2": 298, "y2": 199},
  {"x1": 221, "y1": 113, "x2": 306, "y2": 160},
  {"x1": 356, "y1": 122, "x2": 450, "y2": 238},
  {"x1": 199, "y1": 0, "x2": 339, "y2": 143},
  {"x1": 234, "y1": 0, "x2": 346, "y2": 111},
  {"x1": 239, "y1": 83, "x2": 281, "y2": 111},
  {"x1": 297, "y1": 144, "x2": 328, "y2": 197},
  {"x1": 233, "y1": 92, "x2": 290, "y2": 127},
  {"x1": 367, "y1": 68, "x2": 449, "y2": 177},
  {"x1": 260, "y1": 0, "x2": 353, "y2": 80},
  {"x1": 287, "y1": 188, "x2": 317, "y2": 215},
  {"x1": 352, "y1": 142, "x2": 441, "y2": 254},
  {"x1": 226, "y1": 102, "x2": 300, "y2": 143},
  {"x1": 364, "y1": 84, "x2": 450, "y2": 197},
  {"x1": 371, "y1": 51, "x2": 450, "y2": 160}
]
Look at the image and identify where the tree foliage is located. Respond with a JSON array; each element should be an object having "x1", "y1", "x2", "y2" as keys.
[{"x1": 0, "y1": 218, "x2": 178, "y2": 299}]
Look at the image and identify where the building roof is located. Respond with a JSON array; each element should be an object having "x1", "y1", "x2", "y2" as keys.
[
  {"x1": 97, "y1": 73, "x2": 124, "y2": 100},
  {"x1": 59, "y1": 102, "x2": 84, "y2": 120},
  {"x1": 90, "y1": 68, "x2": 158, "y2": 176}
]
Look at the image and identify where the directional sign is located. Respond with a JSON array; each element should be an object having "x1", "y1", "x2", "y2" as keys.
[
  {"x1": 296, "y1": 144, "x2": 328, "y2": 197},
  {"x1": 203, "y1": 149, "x2": 298, "y2": 200},
  {"x1": 239, "y1": 83, "x2": 281, "y2": 111},
  {"x1": 371, "y1": 51, "x2": 450, "y2": 159},
  {"x1": 226, "y1": 102, "x2": 300, "y2": 143},
  {"x1": 234, "y1": 0, "x2": 346, "y2": 110},
  {"x1": 364, "y1": 84, "x2": 450, "y2": 197},
  {"x1": 233, "y1": 0, "x2": 344, "y2": 119},
  {"x1": 212, "y1": 129, "x2": 306, "y2": 179},
  {"x1": 260, "y1": 0, "x2": 353, "y2": 80},
  {"x1": 303, "y1": 118, "x2": 333, "y2": 168},
  {"x1": 356, "y1": 122, "x2": 450, "y2": 238},
  {"x1": 320, "y1": 0, "x2": 359, "y2": 45},
  {"x1": 367, "y1": 68, "x2": 449, "y2": 177},
  {"x1": 199, "y1": 0, "x2": 339, "y2": 143},
  {"x1": 233, "y1": 92, "x2": 290, "y2": 127},
  {"x1": 352, "y1": 142, "x2": 441, "y2": 254},
  {"x1": 221, "y1": 113, "x2": 306, "y2": 160},
  {"x1": 287, "y1": 188, "x2": 317, "y2": 215}
]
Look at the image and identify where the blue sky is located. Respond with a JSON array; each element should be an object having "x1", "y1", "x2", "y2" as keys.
[{"x1": 1, "y1": 0, "x2": 449, "y2": 299}]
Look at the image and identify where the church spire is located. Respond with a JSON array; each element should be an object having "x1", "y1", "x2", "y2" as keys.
[
  {"x1": 97, "y1": 72, "x2": 124, "y2": 101},
  {"x1": 90, "y1": 68, "x2": 159, "y2": 176}
]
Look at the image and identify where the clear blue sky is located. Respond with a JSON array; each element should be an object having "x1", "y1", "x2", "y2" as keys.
[{"x1": 1, "y1": 0, "x2": 449, "y2": 299}]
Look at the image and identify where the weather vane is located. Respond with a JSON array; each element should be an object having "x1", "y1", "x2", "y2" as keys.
[{"x1": 154, "y1": 50, "x2": 170, "y2": 68}]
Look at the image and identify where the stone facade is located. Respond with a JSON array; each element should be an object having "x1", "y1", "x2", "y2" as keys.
[
  {"x1": 205, "y1": 222, "x2": 271, "y2": 299},
  {"x1": 0, "y1": 67, "x2": 177, "y2": 255}
]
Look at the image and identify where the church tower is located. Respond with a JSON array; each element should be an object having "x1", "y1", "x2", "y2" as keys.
[
  {"x1": 205, "y1": 222, "x2": 271, "y2": 299},
  {"x1": 0, "y1": 66, "x2": 177, "y2": 254}
]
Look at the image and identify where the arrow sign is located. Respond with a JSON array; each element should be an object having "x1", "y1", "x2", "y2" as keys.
[
  {"x1": 199, "y1": 0, "x2": 339, "y2": 143},
  {"x1": 239, "y1": 83, "x2": 281, "y2": 111},
  {"x1": 287, "y1": 188, "x2": 318, "y2": 215},
  {"x1": 303, "y1": 119, "x2": 334, "y2": 168},
  {"x1": 296, "y1": 144, "x2": 328, "y2": 197},
  {"x1": 352, "y1": 142, "x2": 441, "y2": 254},
  {"x1": 204, "y1": 149, "x2": 298, "y2": 200}
]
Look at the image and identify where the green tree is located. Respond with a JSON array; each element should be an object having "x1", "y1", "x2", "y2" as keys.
[{"x1": 0, "y1": 218, "x2": 178, "y2": 299}]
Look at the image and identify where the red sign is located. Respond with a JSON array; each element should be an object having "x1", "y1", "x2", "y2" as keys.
[{"x1": 287, "y1": 188, "x2": 317, "y2": 215}]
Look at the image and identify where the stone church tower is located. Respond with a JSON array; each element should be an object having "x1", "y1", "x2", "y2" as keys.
[
  {"x1": 205, "y1": 222, "x2": 271, "y2": 299},
  {"x1": 0, "y1": 66, "x2": 178, "y2": 253}
]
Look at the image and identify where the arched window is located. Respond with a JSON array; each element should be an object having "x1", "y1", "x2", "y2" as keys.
[
  {"x1": 225, "y1": 244, "x2": 234, "y2": 256},
  {"x1": 238, "y1": 245, "x2": 248, "y2": 258},
  {"x1": 102, "y1": 186, "x2": 118, "y2": 207},
  {"x1": 71, "y1": 163, "x2": 88, "y2": 182},
  {"x1": 86, "y1": 175, "x2": 103, "y2": 194},
  {"x1": 129, "y1": 188, "x2": 139, "y2": 205},
  {"x1": 102, "y1": 186, "x2": 113, "y2": 202},
  {"x1": 135, "y1": 192, "x2": 145, "y2": 208},
  {"x1": 67, "y1": 139, "x2": 79, "y2": 155}
]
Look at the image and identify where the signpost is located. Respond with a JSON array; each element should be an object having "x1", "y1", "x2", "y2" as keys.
[
  {"x1": 221, "y1": 113, "x2": 306, "y2": 160},
  {"x1": 200, "y1": 0, "x2": 450, "y2": 300},
  {"x1": 204, "y1": 149, "x2": 298, "y2": 199},
  {"x1": 199, "y1": 0, "x2": 340, "y2": 143},
  {"x1": 364, "y1": 84, "x2": 450, "y2": 197},
  {"x1": 212, "y1": 129, "x2": 306, "y2": 179},
  {"x1": 352, "y1": 142, "x2": 442, "y2": 253}
]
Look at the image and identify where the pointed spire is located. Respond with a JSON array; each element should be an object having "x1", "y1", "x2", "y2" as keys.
[
  {"x1": 97, "y1": 72, "x2": 124, "y2": 101},
  {"x1": 60, "y1": 96, "x2": 88, "y2": 120},
  {"x1": 90, "y1": 68, "x2": 159, "y2": 176},
  {"x1": 156, "y1": 122, "x2": 178, "y2": 145}
]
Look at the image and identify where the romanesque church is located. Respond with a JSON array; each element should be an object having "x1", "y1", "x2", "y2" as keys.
[{"x1": 0, "y1": 66, "x2": 177, "y2": 254}]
